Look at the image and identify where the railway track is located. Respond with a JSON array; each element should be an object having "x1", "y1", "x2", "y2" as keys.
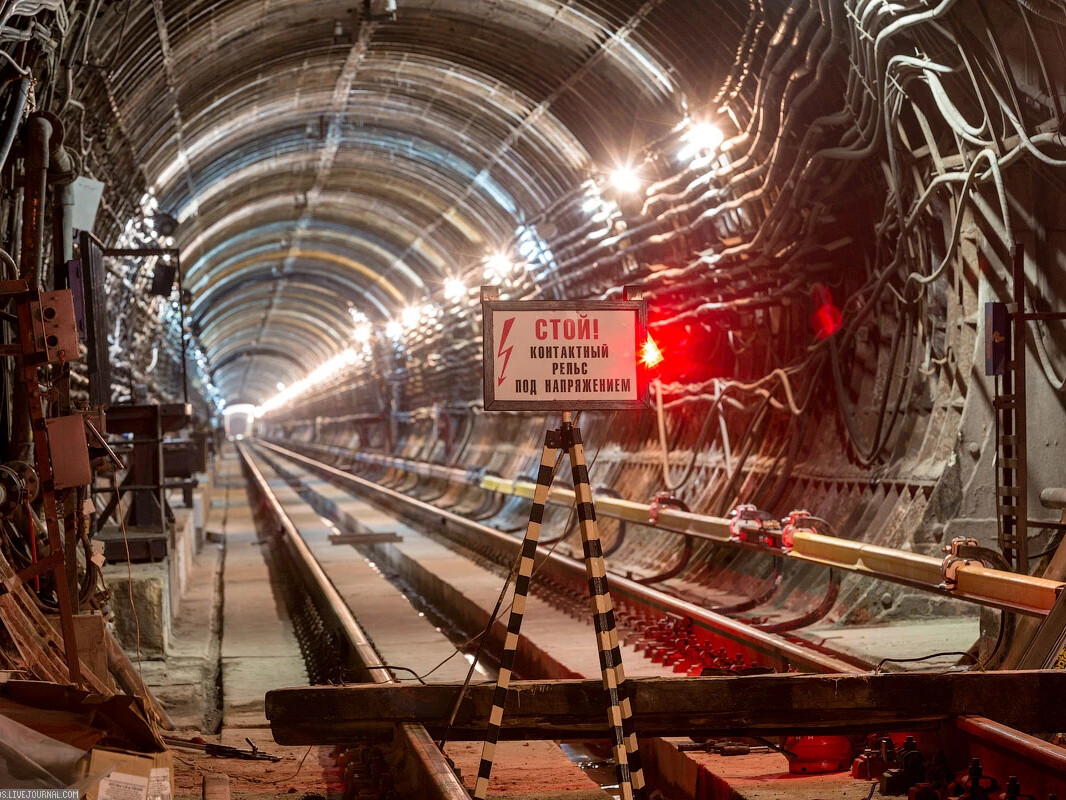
[
  {"x1": 240, "y1": 438, "x2": 1066, "y2": 800},
  {"x1": 238, "y1": 442, "x2": 469, "y2": 800}
]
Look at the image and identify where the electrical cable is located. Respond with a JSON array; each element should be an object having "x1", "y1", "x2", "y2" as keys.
[
  {"x1": 1028, "y1": 530, "x2": 1066, "y2": 560},
  {"x1": 874, "y1": 651, "x2": 983, "y2": 672},
  {"x1": 655, "y1": 381, "x2": 730, "y2": 491},
  {"x1": 111, "y1": 472, "x2": 147, "y2": 706}
]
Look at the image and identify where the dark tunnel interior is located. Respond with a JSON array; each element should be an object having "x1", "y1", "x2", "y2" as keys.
[{"x1": 0, "y1": 1, "x2": 1065, "y2": 798}]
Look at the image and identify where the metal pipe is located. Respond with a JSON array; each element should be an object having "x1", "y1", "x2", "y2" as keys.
[
  {"x1": 53, "y1": 182, "x2": 75, "y2": 275},
  {"x1": 1040, "y1": 487, "x2": 1066, "y2": 509},
  {"x1": 19, "y1": 114, "x2": 50, "y2": 288},
  {"x1": 0, "y1": 77, "x2": 30, "y2": 171},
  {"x1": 10, "y1": 115, "x2": 51, "y2": 462}
]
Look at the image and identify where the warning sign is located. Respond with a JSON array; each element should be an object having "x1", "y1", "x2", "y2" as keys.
[{"x1": 481, "y1": 288, "x2": 649, "y2": 411}]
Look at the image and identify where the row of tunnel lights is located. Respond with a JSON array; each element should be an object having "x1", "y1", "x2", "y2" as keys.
[
  {"x1": 256, "y1": 120, "x2": 726, "y2": 414},
  {"x1": 124, "y1": 117, "x2": 723, "y2": 415}
]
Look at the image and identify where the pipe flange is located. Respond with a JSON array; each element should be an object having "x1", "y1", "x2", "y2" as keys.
[
  {"x1": 0, "y1": 464, "x2": 26, "y2": 518},
  {"x1": 7, "y1": 460, "x2": 38, "y2": 502}
]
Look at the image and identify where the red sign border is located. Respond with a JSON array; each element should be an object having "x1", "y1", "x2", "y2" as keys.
[{"x1": 481, "y1": 296, "x2": 650, "y2": 412}]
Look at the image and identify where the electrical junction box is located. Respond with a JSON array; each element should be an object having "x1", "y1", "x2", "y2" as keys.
[
  {"x1": 31, "y1": 289, "x2": 81, "y2": 363},
  {"x1": 44, "y1": 414, "x2": 92, "y2": 490}
]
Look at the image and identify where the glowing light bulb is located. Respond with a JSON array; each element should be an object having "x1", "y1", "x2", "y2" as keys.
[
  {"x1": 486, "y1": 254, "x2": 512, "y2": 278},
  {"x1": 353, "y1": 323, "x2": 372, "y2": 343},
  {"x1": 678, "y1": 121, "x2": 724, "y2": 162},
  {"x1": 444, "y1": 277, "x2": 466, "y2": 301},
  {"x1": 401, "y1": 306, "x2": 422, "y2": 328},
  {"x1": 810, "y1": 284, "x2": 842, "y2": 339},
  {"x1": 641, "y1": 335, "x2": 664, "y2": 369},
  {"x1": 385, "y1": 320, "x2": 403, "y2": 339},
  {"x1": 610, "y1": 167, "x2": 641, "y2": 194}
]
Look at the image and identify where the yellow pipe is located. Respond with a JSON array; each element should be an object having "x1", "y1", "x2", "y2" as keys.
[{"x1": 339, "y1": 447, "x2": 1062, "y2": 615}]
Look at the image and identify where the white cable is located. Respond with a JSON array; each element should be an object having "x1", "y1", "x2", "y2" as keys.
[
  {"x1": 717, "y1": 382, "x2": 733, "y2": 478},
  {"x1": 0, "y1": 48, "x2": 29, "y2": 75}
]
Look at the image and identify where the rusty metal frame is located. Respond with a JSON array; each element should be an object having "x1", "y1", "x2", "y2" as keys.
[{"x1": 12, "y1": 290, "x2": 82, "y2": 684}]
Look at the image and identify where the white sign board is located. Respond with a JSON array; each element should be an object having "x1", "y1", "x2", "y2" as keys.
[{"x1": 482, "y1": 292, "x2": 649, "y2": 411}]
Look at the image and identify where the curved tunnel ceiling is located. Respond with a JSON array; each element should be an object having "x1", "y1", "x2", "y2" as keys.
[{"x1": 82, "y1": 0, "x2": 748, "y2": 405}]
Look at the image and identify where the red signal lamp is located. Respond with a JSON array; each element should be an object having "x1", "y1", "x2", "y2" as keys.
[
  {"x1": 811, "y1": 284, "x2": 842, "y2": 339},
  {"x1": 641, "y1": 335, "x2": 664, "y2": 369}
]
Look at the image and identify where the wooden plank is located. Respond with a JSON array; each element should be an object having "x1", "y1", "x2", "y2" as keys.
[
  {"x1": 329, "y1": 531, "x2": 403, "y2": 545},
  {"x1": 0, "y1": 548, "x2": 110, "y2": 692},
  {"x1": 202, "y1": 774, "x2": 231, "y2": 800},
  {"x1": 266, "y1": 671, "x2": 1066, "y2": 745}
]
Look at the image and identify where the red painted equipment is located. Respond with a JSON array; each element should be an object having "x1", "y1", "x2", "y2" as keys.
[{"x1": 784, "y1": 735, "x2": 854, "y2": 774}]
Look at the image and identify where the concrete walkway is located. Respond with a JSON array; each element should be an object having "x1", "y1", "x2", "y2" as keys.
[
  {"x1": 215, "y1": 449, "x2": 307, "y2": 729},
  {"x1": 249, "y1": 448, "x2": 674, "y2": 682}
]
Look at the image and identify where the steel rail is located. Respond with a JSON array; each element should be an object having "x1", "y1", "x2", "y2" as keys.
[
  {"x1": 252, "y1": 440, "x2": 1066, "y2": 794},
  {"x1": 254, "y1": 439, "x2": 857, "y2": 674},
  {"x1": 235, "y1": 442, "x2": 469, "y2": 800},
  {"x1": 286, "y1": 441, "x2": 1063, "y2": 617}
]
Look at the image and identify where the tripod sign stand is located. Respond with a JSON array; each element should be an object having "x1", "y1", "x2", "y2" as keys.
[{"x1": 472, "y1": 411, "x2": 645, "y2": 800}]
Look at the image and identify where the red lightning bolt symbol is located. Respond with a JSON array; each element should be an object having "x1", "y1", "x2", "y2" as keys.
[{"x1": 497, "y1": 317, "x2": 516, "y2": 387}]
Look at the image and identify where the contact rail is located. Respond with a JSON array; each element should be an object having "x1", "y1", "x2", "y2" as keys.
[
  {"x1": 280, "y1": 440, "x2": 1062, "y2": 617},
  {"x1": 255, "y1": 445, "x2": 1066, "y2": 797},
  {"x1": 254, "y1": 438, "x2": 856, "y2": 673},
  {"x1": 255, "y1": 439, "x2": 1066, "y2": 798}
]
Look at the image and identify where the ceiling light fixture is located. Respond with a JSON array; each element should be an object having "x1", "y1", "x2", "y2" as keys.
[
  {"x1": 401, "y1": 306, "x2": 422, "y2": 329},
  {"x1": 610, "y1": 166, "x2": 641, "y2": 194},
  {"x1": 678, "y1": 121, "x2": 724, "y2": 162},
  {"x1": 444, "y1": 277, "x2": 466, "y2": 301},
  {"x1": 486, "y1": 253, "x2": 512, "y2": 278}
]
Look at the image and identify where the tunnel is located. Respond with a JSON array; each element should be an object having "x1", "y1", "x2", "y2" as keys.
[{"x1": 0, "y1": 1, "x2": 1065, "y2": 798}]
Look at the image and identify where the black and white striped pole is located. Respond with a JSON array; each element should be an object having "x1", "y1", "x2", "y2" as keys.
[
  {"x1": 474, "y1": 285, "x2": 652, "y2": 799},
  {"x1": 472, "y1": 412, "x2": 644, "y2": 800}
]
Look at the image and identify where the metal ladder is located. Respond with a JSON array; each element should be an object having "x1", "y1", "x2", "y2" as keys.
[{"x1": 992, "y1": 246, "x2": 1029, "y2": 570}]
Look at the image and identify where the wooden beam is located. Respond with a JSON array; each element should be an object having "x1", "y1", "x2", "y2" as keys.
[
  {"x1": 329, "y1": 531, "x2": 403, "y2": 546},
  {"x1": 202, "y1": 774, "x2": 230, "y2": 800},
  {"x1": 266, "y1": 671, "x2": 1066, "y2": 745}
]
